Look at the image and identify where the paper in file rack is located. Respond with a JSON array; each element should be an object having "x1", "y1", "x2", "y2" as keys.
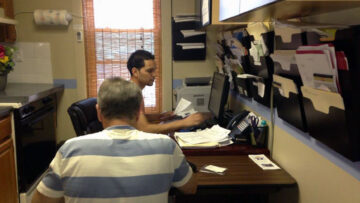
[
  {"x1": 176, "y1": 43, "x2": 205, "y2": 50},
  {"x1": 180, "y1": 30, "x2": 206, "y2": 38},
  {"x1": 295, "y1": 44, "x2": 340, "y2": 93}
]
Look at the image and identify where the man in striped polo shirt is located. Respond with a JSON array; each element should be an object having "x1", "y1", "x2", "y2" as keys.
[{"x1": 32, "y1": 77, "x2": 197, "y2": 203}]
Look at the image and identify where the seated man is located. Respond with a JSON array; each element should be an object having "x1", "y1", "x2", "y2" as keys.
[
  {"x1": 128, "y1": 50, "x2": 210, "y2": 134},
  {"x1": 32, "y1": 78, "x2": 197, "y2": 203}
]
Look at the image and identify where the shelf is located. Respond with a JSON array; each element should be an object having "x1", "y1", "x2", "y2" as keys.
[{"x1": 221, "y1": 0, "x2": 360, "y2": 22}]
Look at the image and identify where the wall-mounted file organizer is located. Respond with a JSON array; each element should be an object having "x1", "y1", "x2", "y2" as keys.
[
  {"x1": 273, "y1": 75, "x2": 307, "y2": 132},
  {"x1": 240, "y1": 35, "x2": 253, "y2": 50},
  {"x1": 249, "y1": 77, "x2": 272, "y2": 107},
  {"x1": 242, "y1": 55, "x2": 274, "y2": 78},
  {"x1": 271, "y1": 50, "x2": 301, "y2": 77},
  {"x1": 261, "y1": 31, "x2": 275, "y2": 54},
  {"x1": 301, "y1": 86, "x2": 360, "y2": 161},
  {"x1": 235, "y1": 77, "x2": 254, "y2": 98},
  {"x1": 172, "y1": 19, "x2": 206, "y2": 61},
  {"x1": 241, "y1": 54, "x2": 273, "y2": 107},
  {"x1": 275, "y1": 31, "x2": 321, "y2": 50}
]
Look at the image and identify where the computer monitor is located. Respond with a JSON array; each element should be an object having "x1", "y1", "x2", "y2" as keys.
[{"x1": 208, "y1": 72, "x2": 229, "y2": 125}]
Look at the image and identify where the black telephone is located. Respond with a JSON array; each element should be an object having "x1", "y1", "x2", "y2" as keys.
[{"x1": 226, "y1": 110, "x2": 251, "y2": 143}]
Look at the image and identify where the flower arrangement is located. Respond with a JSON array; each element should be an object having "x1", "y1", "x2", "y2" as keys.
[{"x1": 0, "y1": 44, "x2": 15, "y2": 74}]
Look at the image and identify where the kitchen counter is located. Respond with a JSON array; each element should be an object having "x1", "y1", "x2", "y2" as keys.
[
  {"x1": 0, "y1": 83, "x2": 64, "y2": 107},
  {"x1": 0, "y1": 106, "x2": 12, "y2": 118}
]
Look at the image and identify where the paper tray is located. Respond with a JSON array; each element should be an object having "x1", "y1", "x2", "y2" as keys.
[
  {"x1": 273, "y1": 75, "x2": 307, "y2": 132},
  {"x1": 301, "y1": 86, "x2": 360, "y2": 161}
]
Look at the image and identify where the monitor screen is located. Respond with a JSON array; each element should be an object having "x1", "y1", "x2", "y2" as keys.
[{"x1": 208, "y1": 72, "x2": 229, "y2": 124}]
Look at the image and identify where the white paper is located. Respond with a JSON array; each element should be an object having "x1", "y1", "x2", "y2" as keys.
[
  {"x1": 176, "y1": 43, "x2": 205, "y2": 50},
  {"x1": 181, "y1": 30, "x2": 205, "y2": 38},
  {"x1": 295, "y1": 47, "x2": 338, "y2": 92},
  {"x1": 237, "y1": 74, "x2": 261, "y2": 79},
  {"x1": 174, "y1": 98, "x2": 197, "y2": 118},
  {"x1": 175, "y1": 125, "x2": 231, "y2": 144},
  {"x1": 248, "y1": 154, "x2": 280, "y2": 170}
]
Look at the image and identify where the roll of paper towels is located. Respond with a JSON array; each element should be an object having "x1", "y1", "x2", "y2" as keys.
[{"x1": 34, "y1": 9, "x2": 72, "y2": 26}]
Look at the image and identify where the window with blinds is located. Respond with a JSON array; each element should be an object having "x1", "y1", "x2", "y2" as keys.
[{"x1": 82, "y1": 0, "x2": 162, "y2": 113}]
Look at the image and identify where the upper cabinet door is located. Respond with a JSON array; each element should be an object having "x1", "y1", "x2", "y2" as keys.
[
  {"x1": 219, "y1": 0, "x2": 360, "y2": 22},
  {"x1": 0, "y1": 0, "x2": 16, "y2": 42}
]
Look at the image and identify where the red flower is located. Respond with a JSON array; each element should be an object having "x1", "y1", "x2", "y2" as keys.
[{"x1": 0, "y1": 45, "x2": 5, "y2": 58}]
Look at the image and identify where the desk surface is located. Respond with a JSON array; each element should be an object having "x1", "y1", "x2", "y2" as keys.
[{"x1": 187, "y1": 155, "x2": 296, "y2": 188}]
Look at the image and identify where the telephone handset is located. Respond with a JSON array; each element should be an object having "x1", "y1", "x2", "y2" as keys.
[{"x1": 226, "y1": 110, "x2": 251, "y2": 143}]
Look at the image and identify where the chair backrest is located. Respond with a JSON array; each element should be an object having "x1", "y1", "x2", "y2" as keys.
[{"x1": 67, "y1": 97, "x2": 103, "y2": 136}]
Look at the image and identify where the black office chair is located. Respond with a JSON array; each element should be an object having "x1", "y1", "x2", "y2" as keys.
[{"x1": 67, "y1": 97, "x2": 103, "y2": 136}]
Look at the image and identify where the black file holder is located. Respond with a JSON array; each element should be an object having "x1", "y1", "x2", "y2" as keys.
[
  {"x1": 172, "y1": 19, "x2": 206, "y2": 61},
  {"x1": 241, "y1": 54, "x2": 274, "y2": 107},
  {"x1": 275, "y1": 31, "x2": 321, "y2": 50},
  {"x1": 242, "y1": 55, "x2": 274, "y2": 78},
  {"x1": 273, "y1": 75, "x2": 307, "y2": 132},
  {"x1": 235, "y1": 77, "x2": 254, "y2": 98},
  {"x1": 249, "y1": 77, "x2": 272, "y2": 108},
  {"x1": 261, "y1": 31, "x2": 275, "y2": 54},
  {"x1": 301, "y1": 86, "x2": 360, "y2": 161},
  {"x1": 272, "y1": 53, "x2": 301, "y2": 77}
]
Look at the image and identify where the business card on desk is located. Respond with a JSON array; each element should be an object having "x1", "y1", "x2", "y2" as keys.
[
  {"x1": 248, "y1": 154, "x2": 280, "y2": 170},
  {"x1": 199, "y1": 165, "x2": 227, "y2": 175}
]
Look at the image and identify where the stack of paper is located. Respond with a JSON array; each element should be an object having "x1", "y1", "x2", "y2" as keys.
[
  {"x1": 174, "y1": 125, "x2": 233, "y2": 149},
  {"x1": 174, "y1": 98, "x2": 197, "y2": 118},
  {"x1": 295, "y1": 44, "x2": 340, "y2": 92}
]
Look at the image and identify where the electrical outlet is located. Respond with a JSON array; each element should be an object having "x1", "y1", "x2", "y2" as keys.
[{"x1": 76, "y1": 31, "x2": 83, "y2": 42}]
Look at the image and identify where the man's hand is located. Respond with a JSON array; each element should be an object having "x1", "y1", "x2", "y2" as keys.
[{"x1": 182, "y1": 112, "x2": 211, "y2": 128}]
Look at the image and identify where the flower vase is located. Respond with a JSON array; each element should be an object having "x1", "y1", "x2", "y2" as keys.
[{"x1": 0, "y1": 72, "x2": 8, "y2": 91}]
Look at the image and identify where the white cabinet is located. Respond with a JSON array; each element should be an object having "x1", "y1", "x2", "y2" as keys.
[{"x1": 219, "y1": 0, "x2": 360, "y2": 22}]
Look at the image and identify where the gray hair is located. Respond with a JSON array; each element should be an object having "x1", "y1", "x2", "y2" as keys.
[{"x1": 97, "y1": 77, "x2": 142, "y2": 120}]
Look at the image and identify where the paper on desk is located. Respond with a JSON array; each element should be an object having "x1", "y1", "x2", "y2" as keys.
[
  {"x1": 248, "y1": 154, "x2": 280, "y2": 170},
  {"x1": 174, "y1": 98, "x2": 197, "y2": 118},
  {"x1": 200, "y1": 165, "x2": 227, "y2": 175},
  {"x1": 175, "y1": 125, "x2": 231, "y2": 144}
]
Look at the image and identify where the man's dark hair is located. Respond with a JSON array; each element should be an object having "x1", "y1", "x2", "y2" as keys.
[
  {"x1": 97, "y1": 77, "x2": 142, "y2": 120},
  {"x1": 127, "y1": 50, "x2": 155, "y2": 75}
]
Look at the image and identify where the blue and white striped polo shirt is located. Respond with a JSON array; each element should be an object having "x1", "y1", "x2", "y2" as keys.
[{"x1": 36, "y1": 126, "x2": 193, "y2": 203}]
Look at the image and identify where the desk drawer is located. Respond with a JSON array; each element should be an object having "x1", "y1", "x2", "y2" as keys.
[{"x1": 0, "y1": 116, "x2": 11, "y2": 141}]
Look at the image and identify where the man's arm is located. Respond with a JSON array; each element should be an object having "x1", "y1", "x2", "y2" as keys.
[
  {"x1": 145, "y1": 111, "x2": 175, "y2": 123},
  {"x1": 32, "y1": 190, "x2": 64, "y2": 203},
  {"x1": 135, "y1": 111, "x2": 209, "y2": 134}
]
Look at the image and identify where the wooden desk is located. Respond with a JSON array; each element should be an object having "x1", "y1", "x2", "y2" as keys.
[
  {"x1": 187, "y1": 155, "x2": 296, "y2": 189},
  {"x1": 182, "y1": 144, "x2": 270, "y2": 156},
  {"x1": 174, "y1": 155, "x2": 296, "y2": 202},
  {"x1": 170, "y1": 133, "x2": 269, "y2": 156}
]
